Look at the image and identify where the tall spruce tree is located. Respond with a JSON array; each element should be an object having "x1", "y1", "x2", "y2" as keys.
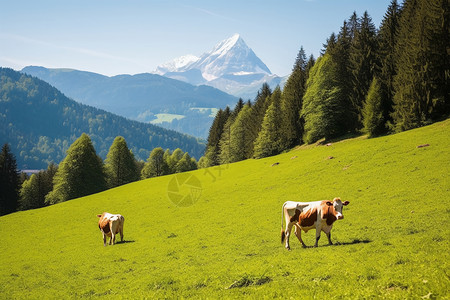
[
  {"x1": 244, "y1": 83, "x2": 272, "y2": 156},
  {"x1": 327, "y1": 19, "x2": 355, "y2": 132},
  {"x1": 253, "y1": 87, "x2": 283, "y2": 158},
  {"x1": 362, "y1": 77, "x2": 385, "y2": 137},
  {"x1": 377, "y1": 0, "x2": 401, "y2": 129},
  {"x1": 301, "y1": 54, "x2": 347, "y2": 143},
  {"x1": 228, "y1": 104, "x2": 254, "y2": 162},
  {"x1": 281, "y1": 46, "x2": 308, "y2": 148},
  {"x1": 305, "y1": 54, "x2": 316, "y2": 82},
  {"x1": 218, "y1": 114, "x2": 234, "y2": 164},
  {"x1": 45, "y1": 133, "x2": 107, "y2": 204},
  {"x1": 204, "y1": 107, "x2": 230, "y2": 166},
  {"x1": 0, "y1": 144, "x2": 20, "y2": 215},
  {"x1": 349, "y1": 11, "x2": 378, "y2": 130},
  {"x1": 392, "y1": 0, "x2": 449, "y2": 131},
  {"x1": 321, "y1": 32, "x2": 337, "y2": 55},
  {"x1": 105, "y1": 136, "x2": 139, "y2": 188}
]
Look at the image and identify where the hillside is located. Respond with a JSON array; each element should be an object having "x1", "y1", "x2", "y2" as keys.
[
  {"x1": 21, "y1": 66, "x2": 238, "y2": 138},
  {"x1": 0, "y1": 68, "x2": 205, "y2": 169},
  {"x1": 0, "y1": 119, "x2": 449, "y2": 298}
]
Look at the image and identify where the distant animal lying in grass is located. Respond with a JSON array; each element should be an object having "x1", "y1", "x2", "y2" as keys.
[
  {"x1": 281, "y1": 198, "x2": 349, "y2": 250},
  {"x1": 97, "y1": 212, "x2": 125, "y2": 246}
]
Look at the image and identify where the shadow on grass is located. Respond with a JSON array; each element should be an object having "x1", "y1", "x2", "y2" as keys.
[
  {"x1": 115, "y1": 240, "x2": 136, "y2": 245},
  {"x1": 333, "y1": 239, "x2": 372, "y2": 246}
]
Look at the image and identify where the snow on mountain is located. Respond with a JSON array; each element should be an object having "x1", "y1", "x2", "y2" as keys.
[
  {"x1": 154, "y1": 54, "x2": 199, "y2": 75},
  {"x1": 191, "y1": 33, "x2": 271, "y2": 81},
  {"x1": 154, "y1": 34, "x2": 281, "y2": 98}
]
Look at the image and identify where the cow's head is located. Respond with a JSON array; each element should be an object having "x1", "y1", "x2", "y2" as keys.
[{"x1": 326, "y1": 197, "x2": 349, "y2": 220}]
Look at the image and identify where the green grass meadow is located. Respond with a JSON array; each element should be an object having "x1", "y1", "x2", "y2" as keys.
[{"x1": 1, "y1": 119, "x2": 449, "y2": 298}]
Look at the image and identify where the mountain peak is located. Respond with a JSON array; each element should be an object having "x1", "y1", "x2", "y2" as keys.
[
  {"x1": 210, "y1": 33, "x2": 243, "y2": 56},
  {"x1": 154, "y1": 33, "x2": 272, "y2": 87}
]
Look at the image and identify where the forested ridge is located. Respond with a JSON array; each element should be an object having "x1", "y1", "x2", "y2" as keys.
[
  {"x1": 0, "y1": 68, "x2": 205, "y2": 169},
  {"x1": 201, "y1": 0, "x2": 449, "y2": 167}
]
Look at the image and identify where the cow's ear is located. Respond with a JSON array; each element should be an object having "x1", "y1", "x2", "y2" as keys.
[
  {"x1": 343, "y1": 201, "x2": 350, "y2": 206},
  {"x1": 326, "y1": 201, "x2": 333, "y2": 206},
  {"x1": 97, "y1": 214, "x2": 102, "y2": 218}
]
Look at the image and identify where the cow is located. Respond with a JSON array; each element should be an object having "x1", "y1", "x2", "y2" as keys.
[
  {"x1": 280, "y1": 198, "x2": 349, "y2": 250},
  {"x1": 97, "y1": 212, "x2": 125, "y2": 246}
]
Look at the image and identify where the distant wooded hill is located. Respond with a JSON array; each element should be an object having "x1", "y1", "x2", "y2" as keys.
[
  {"x1": 21, "y1": 66, "x2": 237, "y2": 138},
  {"x1": 0, "y1": 68, "x2": 205, "y2": 169}
]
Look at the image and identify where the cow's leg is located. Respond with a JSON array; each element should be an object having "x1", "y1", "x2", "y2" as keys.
[
  {"x1": 284, "y1": 222, "x2": 294, "y2": 250},
  {"x1": 314, "y1": 225, "x2": 321, "y2": 247},
  {"x1": 294, "y1": 224, "x2": 307, "y2": 248},
  {"x1": 102, "y1": 231, "x2": 107, "y2": 247},
  {"x1": 119, "y1": 218, "x2": 124, "y2": 242},
  {"x1": 326, "y1": 231, "x2": 333, "y2": 245},
  {"x1": 109, "y1": 223, "x2": 115, "y2": 245}
]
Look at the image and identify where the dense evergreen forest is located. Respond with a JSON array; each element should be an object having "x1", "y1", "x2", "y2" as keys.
[
  {"x1": 200, "y1": 0, "x2": 449, "y2": 166},
  {"x1": 0, "y1": 68, "x2": 205, "y2": 170}
]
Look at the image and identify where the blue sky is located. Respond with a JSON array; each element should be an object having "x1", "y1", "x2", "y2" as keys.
[{"x1": 0, "y1": 0, "x2": 393, "y2": 77}]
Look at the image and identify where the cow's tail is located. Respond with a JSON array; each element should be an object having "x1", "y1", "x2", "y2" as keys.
[{"x1": 281, "y1": 202, "x2": 286, "y2": 243}]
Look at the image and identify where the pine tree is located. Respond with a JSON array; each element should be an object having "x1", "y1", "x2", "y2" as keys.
[
  {"x1": 348, "y1": 11, "x2": 360, "y2": 39},
  {"x1": 349, "y1": 11, "x2": 378, "y2": 129},
  {"x1": 232, "y1": 98, "x2": 245, "y2": 118},
  {"x1": 105, "y1": 136, "x2": 139, "y2": 188},
  {"x1": 281, "y1": 46, "x2": 308, "y2": 148},
  {"x1": 305, "y1": 54, "x2": 316, "y2": 82},
  {"x1": 228, "y1": 104, "x2": 254, "y2": 162},
  {"x1": 204, "y1": 107, "x2": 230, "y2": 166},
  {"x1": 301, "y1": 54, "x2": 347, "y2": 143},
  {"x1": 392, "y1": 0, "x2": 449, "y2": 131},
  {"x1": 141, "y1": 147, "x2": 169, "y2": 178},
  {"x1": 362, "y1": 77, "x2": 385, "y2": 137},
  {"x1": 45, "y1": 133, "x2": 107, "y2": 204},
  {"x1": 378, "y1": 0, "x2": 401, "y2": 129},
  {"x1": 218, "y1": 115, "x2": 234, "y2": 164},
  {"x1": 243, "y1": 83, "x2": 272, "y2": 158},
  {"x1": 321, "y1": 32, "x2": 337, "y2": 55},
  {"x1": 327, "y1": 19, "x2": 356, "y2": 132},
  {"x1": 253, "y1": 87, "x2": 284, "y2": 158},
  {"x1": 0, "y1": 144, "x2": 20, "y2": 215}
]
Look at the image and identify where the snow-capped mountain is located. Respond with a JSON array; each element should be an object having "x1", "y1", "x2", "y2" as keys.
[
  {"x1": 154, "y1": 54, "x2": 199, "y2": 75},
  {"x1": 154, "y1": 34, "x2": 284, "y2": 99}
]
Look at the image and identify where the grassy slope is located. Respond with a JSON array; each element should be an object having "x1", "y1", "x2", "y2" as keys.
[{"x1": 1, "y1": 120, "x2": 449, "y2": 299}]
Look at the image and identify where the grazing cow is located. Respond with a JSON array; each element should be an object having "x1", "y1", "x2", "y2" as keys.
[
  {"x1": 280, "y1": 198, "x2": 349, "y2": 250},
  {"x1": 97, "y1": 212, "x2": 125, "y2": 246}
]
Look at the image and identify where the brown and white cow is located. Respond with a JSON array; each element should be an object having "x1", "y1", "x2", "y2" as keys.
[
  {"x1": 97, "y1": 212, "x2": 125, "y2": 246},
  {"x1": 280, "y1": 198, "x2": 349, "y2": 250}
]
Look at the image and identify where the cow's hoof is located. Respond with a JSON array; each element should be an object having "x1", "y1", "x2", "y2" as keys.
[
  {"x1": 285, "y1": 247, "x2": 291, "y2": 251},
  {"x1": 302, "y1": 244, "x2": 307, "y2": 248}
]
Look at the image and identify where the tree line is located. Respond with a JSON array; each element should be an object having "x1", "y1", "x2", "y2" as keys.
[
  {"x1": 0, "y1": 134, "x2": 198, "y2": 215},
  {"x1": 199, "y1": 0, "x2": 449, "y2": 167}
]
